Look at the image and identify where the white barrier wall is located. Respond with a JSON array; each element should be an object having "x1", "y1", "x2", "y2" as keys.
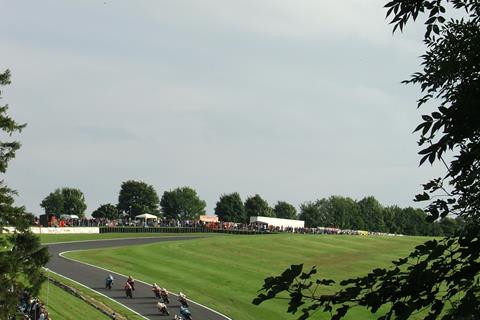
[
  {"x1": 250, "y1": 216, "x2": 305, "y2": 229},
  {"x1": 30, "y1": 227, "x2": 100, "y2": 234}
]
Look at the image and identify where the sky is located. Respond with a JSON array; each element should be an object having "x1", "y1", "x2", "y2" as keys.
[{"x1": 1, "y1": 0, "x2": 445, "y2": 216}]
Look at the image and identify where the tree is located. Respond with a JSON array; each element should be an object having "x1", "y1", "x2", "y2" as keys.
[
  {"x1": 39, "y1": 189, "x2": 63, "y2": 217},
  {"x1": 92, "y1": 203, "x2": 119, "y2": 219},
  {"x1": 299, "y1": 199, "x2": 334, "y2": 228},
  {"x1": 254, "y1": 1, "x2": 480, "y2": 319},
  {"x1": 274, "y1": 201, "x2": 297, "y2": 220},
  {"x1": 382, "y1": 205, "x2": 400, "y2": 233},
  {"x1": 160, "y1": 186, "x2": 206, "y2": 220},
  {"x1": 358, "y1": 196, "x2": 386, "y2": 232},
  {"x1": 245, "y1": 194, "x2": 274, "y2": 220},
  {"x1": 0, "y1": 69, "x2": 49, "y2": 317},
  {"x1": 214, "y1": 192, "x2": 246, "y2": 222},
  {"x1": 330, "y1": 196, "x2": 364, "y2": 230},
  {"x1": 299, "y1": 196, "x2": 364, "y2": 230},
  {"x1": 117, "y1": 180, "x2": 160, "y2": 218},
  {"x1": 438, "y1": 217, "x2": 460, "y2": 237},
  {"x1": 40, "y1": 187, "x2": 87, "y2": 218}
]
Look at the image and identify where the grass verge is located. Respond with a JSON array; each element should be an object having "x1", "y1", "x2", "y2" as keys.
[
  {"x1": 65, "y1": 234, "x2": 429, "y2": 320},
  {"x1": 42, "y1": 271, "x2": 145, "y2": 320},
  {"x1": 39, "y1": 276, "x2": 112, "y2": 320}
]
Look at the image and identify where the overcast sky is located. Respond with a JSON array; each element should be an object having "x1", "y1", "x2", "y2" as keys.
[{"x1": 2, "y1": 1, "x2": 445, "y2": 216}]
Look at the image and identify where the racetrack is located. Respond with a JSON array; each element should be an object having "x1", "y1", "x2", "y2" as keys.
[{"x1": 46, "y1": 237, "x2": 231, "y2": 320}]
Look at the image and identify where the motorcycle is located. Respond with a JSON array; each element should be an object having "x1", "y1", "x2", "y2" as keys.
[
  {"x1": 160, "y1": 290, "x2": 170, "y2": 304},
  {"x1": 152, "y1": 286, "x2": 161, "y2": 299},
  {"x1": 124, "y1": 283, "x2": 133, "y2": 299},
  {"x1": 179, "y1": 306, "x2": 192, "y2": 320},
  {"x1": 105, "y1": 276, "x2": 113, "y2": 290},
  {"x1": 157, "y1": 302, "x2": 170, "y2": 316},
  {"x1": 178, "y1": 293, "x2": 189, "y2": 307},
  {"x1": 127, "y1": 277, "x2": 135, "y2": 291}
]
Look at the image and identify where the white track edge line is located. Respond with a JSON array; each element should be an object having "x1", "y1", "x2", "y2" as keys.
[
  {"x1": 42, "y1": 266, "x2": 149, "y2": 320},
  {"x1": 58, "y1": 247, "x2": 232, "y2": 319}
]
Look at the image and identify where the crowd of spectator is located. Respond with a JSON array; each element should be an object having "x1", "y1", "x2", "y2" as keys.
[
  {"x1": 31, "y1": 216, "x2": 403, "y2": 237},
  {"x1": 17, "y1": 292, "x2": 50, "y2": 320}
]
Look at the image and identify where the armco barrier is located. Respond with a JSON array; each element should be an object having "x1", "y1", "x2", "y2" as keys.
[{"x1": 99, "y1": 226, "x2": 269, "y2": 235}]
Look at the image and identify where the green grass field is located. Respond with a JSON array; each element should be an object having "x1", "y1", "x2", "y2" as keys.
[
  {"x1": 39, "y1": 232, "x2": 208, "y2": 244},
  {"x1": 38, "y1": 279, "x2": 111, "y2": 320},
  {"x1": 42, "y1": 271, "x2": 145, "y2": 320},
  {"x1": 65, "y1": 234, "x2": 429, "y2": 320}
]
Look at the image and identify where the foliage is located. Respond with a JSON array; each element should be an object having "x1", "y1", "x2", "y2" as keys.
[
  {"x1": 214, "y1": 192, "x2": 246, "y2": 222},
  {"x1": 274, "y1": 201, "x2": 298, "y2": 220},
  {"x1": 160, "y1": 186, "x2": 206, "y2": 220},
  {"x1": 299, "y1": 199, "x2": 335, "y2": 228},
  {"x1": 358, "y1": 196, "x2": 386, "y2": 232},
  {"x1": 0, "y1": 69, "x2": 49, "y2": 317},
  {"x1": 117, "y1": 180, "x2": 159, "y2": 218},
  {"x1": 92, "y1": 203, "x2": 119, "y2": 220},
  {"x1": 40, "y1": 187, "x2": 87, "y2": 218},
  {"x1": 298, "y1": 195, "x2": 449, "y2": 235},
  {"x1": 245, "y1": 194, "x2": 275, "y2": 220},
  {"x1": 254, "y1": 1, "x2": 480, "y2": 319}
]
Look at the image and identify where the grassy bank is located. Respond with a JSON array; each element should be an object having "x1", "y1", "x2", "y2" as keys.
[
  {"x1": 38, "y1": 278, "x2": 112, "y2": 320},
  {"x1": 41, "y1": 271, "x2": 145, "y2": 320},
  {"x1": 65, "y1": 234, "x2": 428, "y2": 320}
]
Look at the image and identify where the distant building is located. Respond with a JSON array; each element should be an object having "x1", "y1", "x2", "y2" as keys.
[{"x1": 249, "y1": 216, "x2": 304, "y2": 230}]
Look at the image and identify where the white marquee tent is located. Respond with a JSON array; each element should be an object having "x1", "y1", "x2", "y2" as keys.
[
  {"x1": 249, "y1": 216, "x2": 304, "y2": 230},
  {"x1": 135, "y1": 213, "x2": 158, "y2": 220}
]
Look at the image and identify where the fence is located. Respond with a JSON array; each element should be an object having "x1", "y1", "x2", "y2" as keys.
[{"x1": 99, "y1": 226, "x2": 269, "y2": 235}]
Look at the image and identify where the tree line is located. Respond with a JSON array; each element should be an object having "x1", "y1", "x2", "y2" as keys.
[
  {"x1": 300, "y1": 196, "x2": 462, "y2": 236},
  {"x1": 40, "y1": 182, "x2": 460, "y2": 236}
]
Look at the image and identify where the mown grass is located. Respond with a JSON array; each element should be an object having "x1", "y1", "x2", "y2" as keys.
[
  {"x1": 66, "y1": 234, "x2": 429, "y2": 320},
  {"x1": 40, "y1": 232, "x2": 208, "y2": 244},
  {"x1": 38, "y1": 277, "x2": 112, "y2": 320}
]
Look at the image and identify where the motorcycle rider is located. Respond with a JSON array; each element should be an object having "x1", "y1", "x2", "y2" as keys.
[
  {"x1": 124, "y1": 281, "x2": 133, "y2": 298},
  {"x1": 178, "y1": 292, "x2": 188, "y2": 307},
  {"x1": 105, "y1": 274, "x2": 114, "y2": 289},
  {"x1": 152, "y1": 283, "x2": 161, "y2": 299},
  {"x1": 180, "y1": 305, "x2": 193, "y2": 320},
  {"x1": 157, "y1": 302, "x2": 170, "y2": 315},
  {"x1": 160, "y1": 287, "x2": 169, "y2": 304},
  {"x1": 127, "y1": 276, "x2": 135, "y2": 291}
]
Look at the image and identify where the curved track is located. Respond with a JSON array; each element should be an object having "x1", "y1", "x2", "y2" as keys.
[{"x1": 46, "y1": 237, "x2": 231, "y2": 320}]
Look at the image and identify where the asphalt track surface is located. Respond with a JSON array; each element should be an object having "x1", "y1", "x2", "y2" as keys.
[{"x1": 46, "y1": 237, "x2": 231, "y2": 320}]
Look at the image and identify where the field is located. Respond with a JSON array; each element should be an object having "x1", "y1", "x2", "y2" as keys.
[
  {"x1": 38, "y1": 278, "x2": 111, "y2": 320},
  {"x1": 39, "y1": 232, "x2": 206, "y2": 244},
  {"x1": 64, "y1": 234, "x2": 429, "y2": 319}
]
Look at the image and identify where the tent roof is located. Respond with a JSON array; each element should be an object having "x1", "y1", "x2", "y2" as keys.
[
  {"x1": 60, "y1": 214, "x2": 79, "y2": 219},
  {"x1": 135, "y1": 213, "x2": 158, "y2": 219}
]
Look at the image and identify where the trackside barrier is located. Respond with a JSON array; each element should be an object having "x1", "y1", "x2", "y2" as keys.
[
  {"x1": 99, "y1": 226, "x2": 271, "y2": 235},
  {"x1": 47, "y1": 277, "x2": 121, "y2": 319}
]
